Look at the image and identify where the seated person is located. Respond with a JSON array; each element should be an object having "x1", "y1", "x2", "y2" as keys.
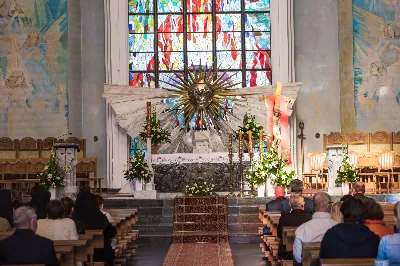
[
  {"x1": 378, "y1": 201, "x2": 400, "y2": 265},
  {"x1": 364, "y1": 200, "x2": 393, "y2": 239},
  {"x1": 96, "y1": 195, "x2": 115, "y2": 223},
  {"x1": 277, "y1": 195, "x2": 312, "y2": 260},
  {"x1": 352, "y1": 181, "x2": 375, "y2": 205},
  {"x1": 36, "y1": 200, "x2": 79, "y2": 240},
  {"x1": 0, "y1": 190, "x2": 13, "y2": 230},
  {"x1": 61, "y1": 197, "x2": 85, "y2": 234},
  {"x1": 28, "y1": 186, "x2": 51, "y2": 220},
  {"x1": 293, "y1": 192, "x2": 338, "y2": 265},
  {"x1": 281, "y1": 180, "x2": 313, "y2": 214},
  {"x1": 0, "y1": 206, "x2": 59, "y2": 266},
  {"x1": 263, "y1": 186, "x2": 286, "y2": 235},
  {"x1": 319, "y1": 197, "x2": 380, "y2": 259}
]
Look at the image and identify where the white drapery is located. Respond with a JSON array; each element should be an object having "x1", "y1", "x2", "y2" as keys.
[
  {"x1": 104, "y1": 0, "x2": 130, "y2": 189},
  {"x1": 103, "y1": 0, "x2": 298, "y2": 188}
]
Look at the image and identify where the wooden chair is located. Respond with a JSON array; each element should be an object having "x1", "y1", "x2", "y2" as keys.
[
  {"x1": 303, "y1": 152, "x2": 327, "y2": 190},
  {"x1": 374, "y1": 150, "x2": 395, "y2": 193},
  {"x1": 0, "y1": 138, "x2": 17, "y2": 160},
  {"x1": 346, "y1": 131, "x2": 369, "y2": 153},
  {"x1": 17, "y1": 137, "x2": 40, "y2": 159}
]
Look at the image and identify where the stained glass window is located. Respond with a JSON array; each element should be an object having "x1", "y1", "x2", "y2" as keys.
[{"x1": 128, "y1": 0, "x2": 271, "y2": 88}]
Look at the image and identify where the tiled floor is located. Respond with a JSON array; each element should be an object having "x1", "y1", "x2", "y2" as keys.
[{"x1": 129, "y1": 243, "x2": 266, "y2": 266}]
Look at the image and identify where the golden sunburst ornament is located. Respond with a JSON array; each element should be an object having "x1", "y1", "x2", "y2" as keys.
[{"x1": 160, "y1": 65, "x2": 241, "y2": 128}]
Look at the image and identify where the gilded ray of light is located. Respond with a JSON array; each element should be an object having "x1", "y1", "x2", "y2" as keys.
[{"x1": 159, "y1": 65, "x2": 240, "y2": 128}]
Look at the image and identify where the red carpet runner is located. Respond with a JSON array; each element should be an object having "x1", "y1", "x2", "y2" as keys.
[{"x1": 162, "y1": 196, "x2": 235, "y2": 266}]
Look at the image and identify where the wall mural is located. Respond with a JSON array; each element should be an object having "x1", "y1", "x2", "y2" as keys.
[
  {"x1": 353, "y1": 0, "x2": 400, "y2": 131},
  {"x1": 0, "y1": 0, "x2": 68, "y2": 138}
]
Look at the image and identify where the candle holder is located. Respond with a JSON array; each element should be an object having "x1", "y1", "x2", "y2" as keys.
[
  {"x1": 227, "y1": 133, "x2": 235, "y2": 198},
  {"x1": 237, "y1": 132, "x2": 245, "y2": 198}
]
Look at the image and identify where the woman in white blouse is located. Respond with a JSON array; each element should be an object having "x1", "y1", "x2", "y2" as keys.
[{"x1": 36, "y1": 200, "x2": 79, "y2": 240}]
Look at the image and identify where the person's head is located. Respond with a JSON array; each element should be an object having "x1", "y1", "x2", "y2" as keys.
[
  {"x1": 31, "y1": 184, "x2": 46, "y2": 193},
  {"x1": 274, "y1": 186, "x2": 285, "y2": 198},
  {"x1": 340, "y1": 197, "x2": 366, "y2": 224},
  {"x1": 331, "y1": 201, "x2": 343, "y2": 223},
  {"x1": 364, "y1": 200, "x2": 384, "y2": 221},
  {"x1": 61, "y1": 197, "x2": 74, "y2": 217},
  {"x1": 351, "y1": 181, "x2": 365, "y2": 195},
  {"x1": 80, "y1": 186, "x2": 92, "y2": 193},
  {"x1": 313, "y1": 192, "x2": 333, "y2": 213},
  {"x1": 46, "y1": 200, "x2": 65, "y2": 220},
  {"x1": 340, "y1": 194, "x2": 353, "y2": 202},
  {"x1": 385, "y1": 22, "x2": 400, "y2": 38},
  {"x1": 13, "y1": 206, "x2": 37, "y2": 231},
  {"x1": 289, "y1": 179, "x2": 303, "y2": 195},
  {"x1": 96, "y1": 195, "x2": 104, "y2": 210},
  {"x1": 394, "y1": 202, "x2": 400, "y2": 229},
  {"x1": 370, "y1": 61, "x2": 387, "y2": 76},
  {"x1": 289, "y1": 195, "x2": 305, "y2": 211}
]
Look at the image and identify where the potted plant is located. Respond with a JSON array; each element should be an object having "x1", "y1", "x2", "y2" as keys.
[
  {"x1": 247, "y1": 136, "x2": 294, "y2": 197},
  {"x1": 139, "y1": 106, "x2": 171, "y2": 153},
  {"x1": 37, "y1": 147, "x2": 64, "y2": 199},
  {"x1": 336, "y1": 145, "x2": 359, "y2": 195},
  {"x1": 235, "y1": 113, "x2": 264, "y2": 153},
  {"x1": 124, "y1": 142, "x2": 153, "y2": 193},
  {"x1": 185, "y1": 182, "x2": 216, "y2": 196}
]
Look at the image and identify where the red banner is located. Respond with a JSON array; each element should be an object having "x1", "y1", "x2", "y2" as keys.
[
  {"x1": 280, "y1": 97, "x2": 291, "y2": 165},
  {"x1": 266, "y1": 95, "x2": 275, "y2": 148}
]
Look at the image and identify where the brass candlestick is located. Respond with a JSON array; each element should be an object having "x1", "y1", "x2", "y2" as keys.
[
  {"x1": 227, "y1": 133, "x2": 235, "y2": 197},
  {"x1": 146, "y1": 102, "x2": 151, "y2": 137},
  {"x1": 237, "y1": 131, "x2": 245, "y2": 198},
  {"x1": 259, "y1": 129, "x2": 264, "y2": 154}
]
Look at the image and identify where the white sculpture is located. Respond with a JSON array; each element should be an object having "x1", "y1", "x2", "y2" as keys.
[{"x1": 194, "y1": 131, "x2": 211, "y2": 154}]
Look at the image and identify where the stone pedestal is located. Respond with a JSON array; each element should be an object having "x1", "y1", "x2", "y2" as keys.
[
  {"x1": 326, "y1": 146, "x2": 343, "y2": 194},
  {"x1": 54, "y1": 143, "x2": 80, "y2": 198}
]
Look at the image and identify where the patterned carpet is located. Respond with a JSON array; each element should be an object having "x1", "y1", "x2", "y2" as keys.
[{"x1": 162, "y1": 196, "x2": 235, "y2": 266}]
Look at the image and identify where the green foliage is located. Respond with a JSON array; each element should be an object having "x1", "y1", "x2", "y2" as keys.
[
  {"x1": 336, "y1": 146, "x2": 359, "y2": 184},
  {"x1": 124, "y1": 142, "x2": 153, "y2": 182},
  {"x1": 235, "y1": 113, "x2": 263, "y2": 142},
  {"x1": 247, "y1": 138, "x2": 294, "y2": 188},
  {"x1": 139, "y1": 107, "x2": 171, "y2": 146},
  {"x1": 37, "y1": 147, "x2": 64, "y2": 189},
  {"x1": 185, "y1": 182, "x2": 216, "y2": 196}
]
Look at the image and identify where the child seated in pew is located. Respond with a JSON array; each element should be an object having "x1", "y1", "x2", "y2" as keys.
[
  {"x1": 36, "y1": 200, "x2": 79, "y2": 241},
  {"x1": 61, "y1": 197, "x2": 85, "y2": 234},
  {"x1": 96, "y1": 195, "x2": 116, "y2": 250},
  {"x1": 377, "y1": 201, "x2": 400, "y2": 265}
]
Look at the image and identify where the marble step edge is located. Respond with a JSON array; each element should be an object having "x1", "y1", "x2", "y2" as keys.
[
  {"x1": 132, "y1": 223, "x2": 173, "y2": 227},
  {"x1": 173, "y1": 221, "x2": 228, "y2": 225}
]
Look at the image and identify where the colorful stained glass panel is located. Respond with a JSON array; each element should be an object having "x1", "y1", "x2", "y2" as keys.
[
  {"x1": 129, "y1": 53, "x2": 155, "y2": 71},
  {"x1": 129, "y1": 15, "x2": 154, "y2": 33},
  {"x1": 158, "y1": 0, "x2": 183, "y2": 12},
  {"x1": 186, "y1": 0, "x2": 212, "y2": 12},
  {"x1": 216, "y1": 51, "x2": 242, "y2": 69},
  {"x1": 216, "y1": 14, "x2": 241, "y2": 32},
  {"x1": 158, "y1": 33, "x2": 183, "y2": 51},
  {"x1": 244, "y1": 13, "x2": 270, "y2": 31},
  {"x1": 246, "y1": 70, "x2": 272, "y2": 87},
  {"x1": 187, "y1": 52, "x2": 213, "y2": 66},
  {"x1": 159, "y1": 72, "x2": 184, "y2": 89},
  {"x1": 129, "y1": 0, "x2": 153, "y2": 14},
  {"x1": 245, "y1": 31, "x2": 270, "y2": 50},
  {"x1": 159, "y1": 52, "x2": 184, "y2": 70},
  {"x1": 246, "y1": 50, "x2": 271, "y2": 69},
  {"x1": 158, "y1": 15, "x2": 184, "y2": 32},
  {"x1": 245, "y1": 0, "x2": 270, "y2": 11},
  {"x1": 217, "y1": 71, "x2": 242, "y2": 88},
  {"x1": 129, "y1": 34, "x2": 154, "y2": 52},
  {"x1": 187, "y1": 33, "x2": 213, "y2": 51},
  {"x1": 129, "y1": 72, "x2": 156, "y2": 87},
  {"x1": 216, "y1": 0, "x2": 241, "y2": 12},
  {"x1": 187, "y1": 14, "x2": 213, "y2": 32},
  {"x1": 216, "y1": 32, "x2": 241, "y2": 50}
]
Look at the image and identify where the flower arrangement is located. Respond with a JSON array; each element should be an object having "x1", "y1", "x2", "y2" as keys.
[
  {"x1": 139, "y1": 106, "x2": 171, "y2": 146},
  {"x1": 247, "y1": 136, "x2": 294, "y2": 188},
  {"x1": 37, "y1": 148, "x2": 64, "y2": 189},
  {"x1": 124, "y1": 142, "x2": 153, "y2": 182},
  {"x1": 336, "y1": 145, "x2": 359, "y2": 185},
  {"x1": 235, "y1": 113, "x2": 263, "y2": 142},
  {"x1": 185, "y1": 182, "x2": 216, "y2": 196}
]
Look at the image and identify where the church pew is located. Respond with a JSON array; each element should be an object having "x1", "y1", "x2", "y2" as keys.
[
  {"x1": 302, "y1": 242, "x2": 320, "y2": 266},
  {"x1": 55, "y1": 246, "x2": 75, "y2": 266},
  {"x1": 283, "y1": 227, "x2": 297, "y2": 252},
  {"x1": 79, "y1": 234, "x2": 95, "y2": 265},
  {"x1": 319, "y1": 258, "x2": 375, "y2": 266},
  {"x1": 53, "y1": 240, "x2": 89, "y2": 264}
]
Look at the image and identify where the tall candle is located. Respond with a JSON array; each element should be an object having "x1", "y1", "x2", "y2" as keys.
[
  {"x1": 248, "y1": 131, "x2": 253, "y2": 154},
  {"x1": 259, "y1": 129, "x2": 264, "y2": 153},
  {"x1": 239, "y1": 131, "x2": 243, "y2": 154},
  {"x1": 146, "y1": 102, "x2": 151, "y2": 137},
  {"x1": 228, "y1": 133, "x2": 233, "y2": 154}
]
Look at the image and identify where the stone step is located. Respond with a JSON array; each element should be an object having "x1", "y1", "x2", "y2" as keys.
[
  {"x1": 172, "y1": 231, "x2": 229, "y2": 243},
  {"x1": 228, "y1": 214, "x2": 260, "y2": 223},
  {"x1": 137, "y1": 215, "x2": 174, "y2": 224},
  {"x1": 229, "y1": 233, "x2": 262, "y2": 244},
  {"x1": 174, "y1": 222, "x2": 228, "y2": 232},
  {"x1": 175, "y1": 205, "x2": 227, "y2": 214},
  {"x1": 132, "y1": 224, "x2": 173, "y2": 234},
  {"x1": 174, "y1": 213, "x2": 227, "y2": 223},
  {"x1": 135, "y1": 234, "x2": 171, "y2": 245},
  {"x1": 228, "y1": 205, "x2": 260, "y2": 214},
  {"x1": 228, "y1": 223, "x2": 263, "y2": 233},
  {"x1": 227, "y1": 198, "x2": 268, "y2": 206}
]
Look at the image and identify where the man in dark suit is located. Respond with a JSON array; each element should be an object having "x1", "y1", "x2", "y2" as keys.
[
  {"x1": 277, "y1": 195, "x2": 312, "y2": 260},
  {"x1": 352, "y1": 181, "x2": 375, "y2": 205},
  {"x1": 281, "y1": 179, "x2": 314, "y2": 214},
  {"x1": 0, "y1": 206, "x2": 59, "y2": 266},
  {"x1": 266, "y1": 186, "x2": 287, "y2": 211}
]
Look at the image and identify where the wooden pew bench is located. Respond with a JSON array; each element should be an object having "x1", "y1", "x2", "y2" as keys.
[{"x1": 302, "y1": 242, "x2": 321, "y2": 266}]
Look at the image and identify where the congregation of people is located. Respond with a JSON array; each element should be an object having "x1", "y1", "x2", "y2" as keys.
[
  {"x1": 264, "y1": 180, "x2": 400, "y2": 266},
  {"x1": 0, "y1": 186, "x2": 117, "y2": 266}
]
